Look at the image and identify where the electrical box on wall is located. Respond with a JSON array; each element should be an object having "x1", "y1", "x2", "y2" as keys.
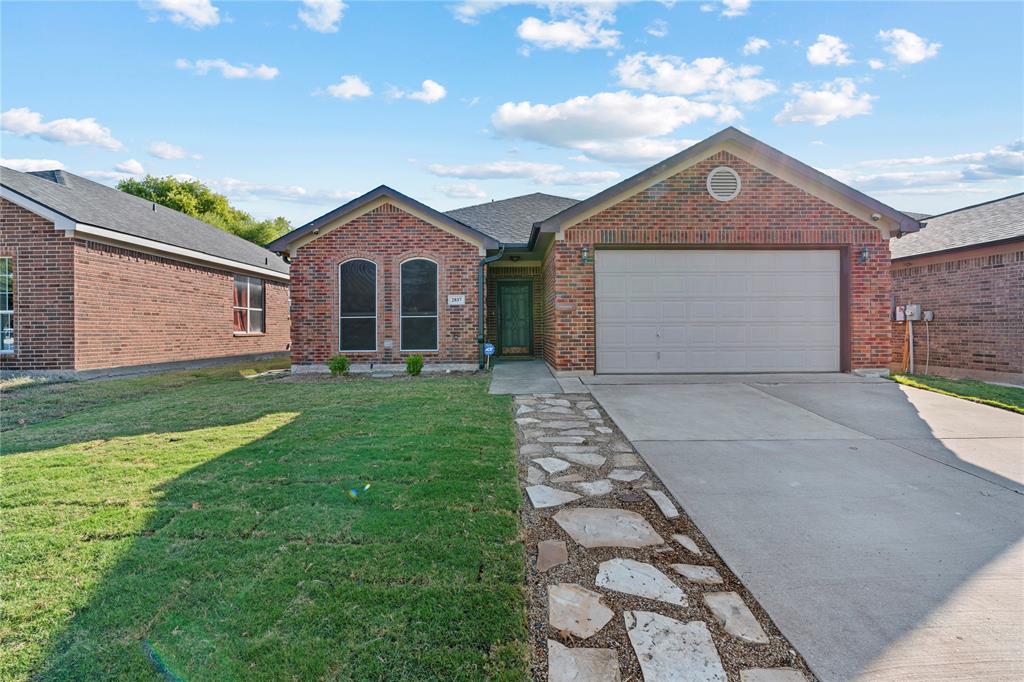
[{"x1": 904, "y1": 304, "x2": 922, "y2": 321}]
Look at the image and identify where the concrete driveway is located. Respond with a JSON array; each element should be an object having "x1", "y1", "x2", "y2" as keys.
[{"x1": 587, "y1": 374, "x2": 1024, "y2": 681}]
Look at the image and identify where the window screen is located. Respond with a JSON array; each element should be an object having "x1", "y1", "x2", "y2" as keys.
[
  {"x1": 339, "y1": 259, "x2": 377, "y2": 351},
  {"x1": 400, "y1": 259, "x2": 438, "y2": 351}
]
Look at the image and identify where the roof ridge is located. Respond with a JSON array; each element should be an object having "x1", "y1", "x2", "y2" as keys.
[
  {"x1": 919, "y1": 192, "x2": 1024, "y2": 221},
  {"x1": 446, "y1": 192, "x2": 577, "y2": 213}
]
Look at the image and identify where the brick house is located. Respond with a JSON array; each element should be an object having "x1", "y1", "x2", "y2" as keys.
[
  {"x1": 1, "y1": 167, "x2": 290, "y2": 374},
  {"x1": 268, "y1": 128, "x2": 920, "y2": 375},
  {"x1": 890, "y1": 193, "x2": 1023, "y2": 383}
]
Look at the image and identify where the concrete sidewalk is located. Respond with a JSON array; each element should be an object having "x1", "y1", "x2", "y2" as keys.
[{"x1": 488, "y1": 360, "x2": 563, "y2": 395}]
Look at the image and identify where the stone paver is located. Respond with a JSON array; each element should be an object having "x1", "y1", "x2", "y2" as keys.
[
  {"x1": 596, "y1": 558, "x2": 687, "y2": 606},
  {"x1": 538, "y1": 406, "x2": 574, "y2": 414},
  {"x1": 553, "y1": 449, "x2": 605, "y2": 467},
  {"x1": 576, "y1": 401, "x2": 596, "y2": 409},
  {"x1": 554, "y1": 508, "x2": 664, "y2": 548},
  {"x1": 520, "y1": 443, "x2": 546, "y2": 456},
  {"x1": 703, "y1": 592, "x2": 769, "y2": 644},
  {"x1": 740, "y1": 668, "x2": 806, "y2": 682},
  {"x1": 546, "y1": 399, "x2": 572, "y2": 407},
  {"x1": 612, "y1": 451, "x2": 641, "y2": 466},
  {"x1": 536, "y1": 540, "x2": 568, "y2": 572},
  {"x1": 596, "y1": 426, "x2": 614, "y2": 434},
  {"x1": 516, "y1": 404, "x2": 534, "y2": 415},
  {"x1": 645, "y1": 488, "x2": 680, "y2": 519},
  {"x1": 584, "y1": 409, "x2": 602, "y2": 419},
  {"x1": 538, "y1": 436, "x2": 586, "y2": 444},
  {"x1": 672, "y1": 534, "x2": 703, "y2": 556},
  {"x1": 624, "y1": 611, "x2": 727, "y2": 682},
  {"x1": 527, "y1": 485, "x2": 582, "y2": 509},
  {"x1": 533, "y1": 457, "x2": 571, "y2": 474},
  {"x1": 671, "y1": 564, "x2": 723, "y2": 585},
  {"x1": 516, "y1": 417, "x2": 540, "y2": 426},
  {"x1": 537, "y1": 420, "x2": 590, "y2": 429},
  {"x1": 526, "y1": 466, "x2": 545, "y2": 484},
  {"x1": 549, "y1": 583, "x2": 614, "y2": 638},
  {"x1": 573, "y1": 479, "x2": 614, "y2": 497},
  {"x1": 608, "y1": 468, "x2": 645, "y2": 482},
  {"x1": 548, "y1": 640, "x2": 621, "y2": 682},
  {"x1": 562, "y1": 429, "x2": 596, "y2": 436},
  {"x1": 551, "y1": 472, "x2": 584, "y2": 483}
]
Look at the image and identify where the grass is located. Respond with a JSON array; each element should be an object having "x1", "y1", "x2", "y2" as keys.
[
  {"x1": 890, "y1": 373, "x2": 1024, "y2": 414},
  {"x1": 1, "y1": 362, "x2": 527, "y2": 681}
]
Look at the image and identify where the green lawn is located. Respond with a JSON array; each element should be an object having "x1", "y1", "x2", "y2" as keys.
[
  {"x1": 890, "y1": 373, "x2": 1024, "y2": 414},
  {"x1": 1, "y1": 362, "x2": 527, "y2": 681}
]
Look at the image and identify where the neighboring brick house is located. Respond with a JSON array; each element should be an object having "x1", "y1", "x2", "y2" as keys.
[
  {"x1": 890, "y1": 193, "x2": 1023, "y2": 383},
  {"x1": 1, "y1": 167, "x2": 290, "y2": 374},
  {"x1": 269, "y1": 127, "x2": 920, "y2": 374}
]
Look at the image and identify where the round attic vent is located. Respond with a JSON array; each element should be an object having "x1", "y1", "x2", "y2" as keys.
[{"x1": 707, "y1": 166, "x2": 741, "y2": 201}]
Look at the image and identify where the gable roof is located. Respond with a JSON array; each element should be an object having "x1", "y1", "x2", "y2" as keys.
[
  {"x1": 266, "y1": 185, "x2": 499, "y2": 253},
  {"x1": 536, "y1": 127, "x2": 923, "y2": 238},
  {"x1": 890, "y1": 193, "x2": 1024, "y2": 259},
  {"x1": 445, "y1": 193, "x2": 578, "y2": 245},
  {"x1": 1, "y1": 167, "x2": 288, "y2": 276}
]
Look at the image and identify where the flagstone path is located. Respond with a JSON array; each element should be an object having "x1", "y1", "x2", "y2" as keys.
[{"x1": 514, "y1": 393, "x2": 814, "y2": 681}]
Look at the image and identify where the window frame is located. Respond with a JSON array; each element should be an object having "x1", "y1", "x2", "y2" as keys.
[
  {"x1": 0, "y1": 257, "x2": 13, "y2": 354},
  {"x1": 232, "y1": 275, "x2": 265, "y2": 335},
  {"x1": 338, "y1": 258, "x2": 378, "y2": 353},
  {"x1": 399, "y1": 257, "x2": 439, "y2": 353}
]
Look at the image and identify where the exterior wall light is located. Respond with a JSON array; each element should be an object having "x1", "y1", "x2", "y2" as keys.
[
  {"x1": 859, "y1": 246, "x2": 870, "y2": 264},
  {"x1": 580, "y1": 246, "x2": 592, "y2": 265}
]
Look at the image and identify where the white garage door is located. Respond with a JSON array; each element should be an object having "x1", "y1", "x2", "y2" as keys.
[{"x1": 596, "y1": 249, "x2": 840, "y2": 373}]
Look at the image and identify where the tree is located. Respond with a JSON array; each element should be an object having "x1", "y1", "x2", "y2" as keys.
[{"x1": 117, "y1": 176, "x2": 291, "y2": 246}]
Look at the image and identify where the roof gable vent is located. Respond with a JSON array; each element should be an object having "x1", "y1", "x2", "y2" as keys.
[{"x1": 707, "y1": 166, "x2": 741, "y2": 202}]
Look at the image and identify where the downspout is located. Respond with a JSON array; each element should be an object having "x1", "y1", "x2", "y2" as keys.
[{"x1": 479, "y1": 244, "x2": 506, "y2": 369}]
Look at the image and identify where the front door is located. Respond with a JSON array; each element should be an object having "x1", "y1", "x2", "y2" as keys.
[{"x1": 497, "y1": 281, "x2": 533, "y2": 356}]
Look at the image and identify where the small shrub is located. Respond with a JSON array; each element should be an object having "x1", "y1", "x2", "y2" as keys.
[
  {"x1": 328, "y1": 354, "x2": 350, "y2": 376},
  {"x1": 405, "y1": 354, "x2": 424, "y2": 376}
]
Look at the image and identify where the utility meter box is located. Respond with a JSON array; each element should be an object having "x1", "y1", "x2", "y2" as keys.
[{"x1": 904, "y1": 304, "x2": 922, "y2": 321}]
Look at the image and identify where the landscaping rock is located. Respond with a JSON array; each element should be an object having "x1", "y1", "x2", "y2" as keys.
[
  {"x1": 596, "y1": 426, "x2": 613, "y2": 434},
  {"x1": 612, "y1": 452, "x2": 641, "y2": 466},
  {"x1": 740, "y1": 668, "x2": 806, "y2": 682},
  {"x1": 608, "y1": 469, "x2": 645, "y2": 482},
  {"x1": 533, "y1": 457, "x2": 571, "y2": 474},
  {"x1": 536, "y1": 420, "x2": 590, "y2": 429},
  {"x1": 526, "y1": 466, "x2": 545, "y2": 484},
  {"x1": 516, "y1": 404, "x2": 534, "y2": 415},
  {"x1": 545, "y1": 399, "x2": 571, "y2": 407},
  {"x1": 624, "y1": 611, "x2": 726, "y2": 682},
  {"x1": 575, "y1": 401, "x2": 596, "y2": 409},
  {"x1": 616, "y1": 492, "x2": 643, "y2": 503},
  {"x1": 553, "y1": 449, "x2": 605, "y2": 467},
  {"x1": 538, "y1": 406, "x2": 574, "y2": 415},
  {"x1": 703, "y1": 592, "x2": 769, "y2": 644},
  {"x1": 573, "y1": 479, "x2": 613, "y2": 497},
  {"x1": 670, "y1": 564, "x2": 723, "y2": 585},
  {"x1": 583, "y1": 409, "x2": 602, "y2": 419},
  {"x1": 612, "y1": 442, "x2": 634, "y2": 453},
  {"x1": 561, "y1": 429, "x2": 596, "y2": 436},
  {"x1": 550, "y1": 473, "x2": 584, "y2": 483},
  {"x1": 548, "y1": 640, "x2": 621, "y2": 682},
  {"x1": 548, "y1": 584, "x2": 614, "y2": 638},
  {"x1": 538, "y1": 436, "x2": 585, "y2": 444},
  {"x1": 515, "y1": 417, "x2": 540, "y2": 426},
  {"x1": 520, "y1": 443, "x2": 546, "y2": 456},
  {"x1": 672, "y1": 534, "x2": 703, "y2": 556},
  {"x1": 526, "y1": 485, "x2": 581, "y2": 509},
  {"x1": 536, "y1": 540, "x2": 568, "y2": 572},
  {"x1": 644, "y1": 489, "x2": 680, "y2": 519},
  {"x1": 596, "y1": 558, "x2": 687, "y2": 606},
  {"x1": 554, "y1": 508, "x2": 664, "y2": 548}
]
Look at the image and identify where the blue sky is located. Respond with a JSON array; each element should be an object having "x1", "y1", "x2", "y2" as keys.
[{"x1": 2, "y1": 1, "x2": 1022, "y2": 225}]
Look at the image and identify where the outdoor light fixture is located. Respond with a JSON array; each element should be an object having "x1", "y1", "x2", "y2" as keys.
[
  {"x1": 580, "y1": 246, "x2": 592, "y2": 265},
  {"x1": 509, "y1": 255, "x2": 521, "y2": 262},
  {"x1": 859, "y1": 246, "x2": 870, "y2": 264}
]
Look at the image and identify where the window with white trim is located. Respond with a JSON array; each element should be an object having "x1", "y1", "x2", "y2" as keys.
[
  {"x1": 400, "y1": 259, "x2": 438, "y2": 351},
  {"x1": 0, "y1": 257, "x2": 12, "y2": 353},
  {"x1": 233, "y1": 275, "x2": 265, "y2": 333},
  {"x1": 339, "y1": 259, "x2": 377, "y2": 351}
]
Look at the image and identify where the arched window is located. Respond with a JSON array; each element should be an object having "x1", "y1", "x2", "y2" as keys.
[
  {"x1": 400, "y1": 258, "x2": 438, "y2": 351},
  {"x1": 339, "y1": 259, "x2": 376, "y2": 352}
]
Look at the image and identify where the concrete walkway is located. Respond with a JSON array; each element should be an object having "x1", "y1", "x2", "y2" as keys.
[
  {"x1": 489, "y1": 360, "x2": 563, "y2": 395},
  {"x1": 590, "y1": 376, "x2": 1024, "y2": 681}
]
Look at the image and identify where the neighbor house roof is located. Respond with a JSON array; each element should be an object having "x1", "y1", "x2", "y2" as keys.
[
  {"x1": 445, "y1": 193, "x2": 578, "y2": 245},
  {"x1": 901, "y1": 211, "x2": 931, "y2": 221},
  {"x1": 266, "y1": 184, "x2": 499, "y2": 253},
  {"x1": 890, "y1": 193, "x2": 1024, "y2": 259},
  {"x1": 536, "y1": 127, "x2": 923, "y2": 238},
  {"x1": 1, "y1": 167, "x2": 288, "y2": 277}
]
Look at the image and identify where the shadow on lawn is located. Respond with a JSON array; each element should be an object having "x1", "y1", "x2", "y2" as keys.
[{"x1": 14, "y1": 377, "x2": 526, "y2": 681}]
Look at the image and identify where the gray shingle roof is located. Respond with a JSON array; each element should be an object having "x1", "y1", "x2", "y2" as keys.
[
  {"x1": 1, "y1": 167, "x2": 288, "y2": 275},
  {"x1": 890, "y1": 193, "x2": 1024, "y2": 259},
  {"x1": 445, "y1": 193, "x2": 579, "y2": 245},
  {"x1": 901, "y1": 211, "x2": 931, "y2": 221}
]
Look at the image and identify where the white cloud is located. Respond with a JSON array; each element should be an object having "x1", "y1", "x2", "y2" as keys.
[
  {"x1": 148, "y1": 141, "x2": 202, "y2": 160},
  {"x1": 868, "y1": 58, "x2": 885, "y2": 70},
  {"x1": 83, "y1": 170, "x2": 137, "y2": 183},
  {"x1": 571, "y1": 137, "x2": 698, "y2": 164},
  {"x1": 175, "y1": 58, "x2": 279, "y2": 80},
  {"x1": 517, "y1": 4, "x2": 621, "y2": 52},
  {"x1": 324, "y1": 75, "x2": 372, "y2": 99},
  {"x1": 646, "y1": 19, "x2": 668, "y2": 38},
  {"x1": 298, "y1": 0, "x2": 345, "y2": 33},
  {"x1": 210, "y1": 177, "x2": 359, "y2": 205},
  {"x1": 807, "y1": 34, "x2": 853, "y2": 65},
  {"x1": 0, "y1": 158, "x2": 65, "y2": 172},
  {"x1": 427, "y1": 160, "x2": 620, "y2": 186},
  {"x1": 857, "y1": 141, "x2": 1024, "y2": 180},
  {"x1": 115, "y1": 159, "x2": 146, "y2": 176},
  {"x1": 451, "y1": 1, "x2": 517, "y2": 24},
  {"x1": 148, "y1": 0, "x2": 220, "y2": 29},
  {"x1": 773, "y1": 78, "x2": 874, "y2": 126},
  {"x1": 702, "y1": 0, "x2": 750, "y2": 17},
  {"x1": 437, "y1": 183, "x2": 488, "y2": 199},
  {"x1": 615, "y1": 52, "x2": 777, "y2": 103},
  {"x1": 878, "y1": 28, "x2": 940, "y2": 64},
  {"x1": 742, "y1": 37, "x2": 769, "y2": 55},
  {"x1": 1, "y1": 107, "x2": 122, "y2": 150},
  {"x1": 390, "y1": 79, "x2": 447, "y2": 103}
]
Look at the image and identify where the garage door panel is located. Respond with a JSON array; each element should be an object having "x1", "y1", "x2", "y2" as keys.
[{"x1": 595, "y1": 249, "x2": 840, "y2": 373}]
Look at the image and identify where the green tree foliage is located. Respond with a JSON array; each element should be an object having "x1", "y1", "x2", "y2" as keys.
[{"x1": 117, "y1": 176, "x2": 291, "y2": 246}]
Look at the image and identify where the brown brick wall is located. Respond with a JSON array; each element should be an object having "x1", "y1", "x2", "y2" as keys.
[
  {"x1": 289, "y1": 202, "x2": 480, "y2": 366},
  {"x1": 73, "y1": 239, "x2": 290, "y2": 370},
  {"x1": 891, "y1": 245, "x2": 1023, "y2": 381},
  {"x1": 486, "y1": 264, "x2": 543, "y2": 356},
  {"x1": 547, "y1": 150, "x2": 892, "y2": 373},
  {"x1": 0, "y1": 199, "x2": 76, "y2": 370}
]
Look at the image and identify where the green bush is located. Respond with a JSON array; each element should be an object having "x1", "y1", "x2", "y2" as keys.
[
  {"x1": 405, "y1": 355, "x2": 424, "y2": 376},
  {"x1": 328, "y1": 355, "x2": 350, "y2": 376}
]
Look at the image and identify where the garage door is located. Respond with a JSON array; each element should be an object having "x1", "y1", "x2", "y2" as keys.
[{"x1": 596, "y1": 249, "x2": 840, "y2": 373}]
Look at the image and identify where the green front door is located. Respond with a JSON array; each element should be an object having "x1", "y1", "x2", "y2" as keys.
[{"x1": 497, "y1": 281, "x2": 533, "y2": 355}]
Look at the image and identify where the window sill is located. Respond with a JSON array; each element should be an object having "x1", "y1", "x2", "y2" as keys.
[{"x1": 233, "y1": 332, "x2": 266, "y2": 337}]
